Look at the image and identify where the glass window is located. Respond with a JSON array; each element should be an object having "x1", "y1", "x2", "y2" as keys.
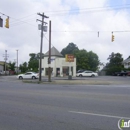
[{"x1": 25, "y1": 72, "x2": 32, "y2": 75}]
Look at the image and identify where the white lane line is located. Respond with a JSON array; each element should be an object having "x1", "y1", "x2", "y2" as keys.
[{"x1": 69, "y1": 111, "x2": 130, "y2": 119}]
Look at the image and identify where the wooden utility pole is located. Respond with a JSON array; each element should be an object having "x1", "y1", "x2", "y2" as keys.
[
  {"x1": 48, "y1": 21, "x2": 51, "y2": 82},
  {"x1": 37, "y1": 13, "x2": 49, "y2": 81}
]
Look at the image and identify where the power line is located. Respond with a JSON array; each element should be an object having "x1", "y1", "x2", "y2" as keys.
[
  {"x1": 0, "y1": 12, "x2": 9, "y2": 17},
  {"x1": 10, "y1": 19, "x2": 37, "y2": 27},
  {"x1": 0, "y1": 4, "x2": 129, "y2": 26},
  {"x1": 10, "y1": 13, "x2": 37, "y2": 24},
  {"x1": 48, "y1": 7, "x2": 130, "y2": 17},
  {"x1": 1, "y1": 4, "x2": 130, "y2": 28},
  {"x1": 45, "y1": 4, "x2": 130, "y2": 15},
  {"x1": 51, "y1": 30, "x2": 130, "y2": 33}
]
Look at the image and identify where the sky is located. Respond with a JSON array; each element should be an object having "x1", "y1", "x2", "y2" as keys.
[{"x1": 0, "y1": 0, "x2": 130, "y2": 66}]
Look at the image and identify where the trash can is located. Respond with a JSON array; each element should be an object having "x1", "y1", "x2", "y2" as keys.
[{"x1": 68, "y1": 75, "x2": 72, "y2": 80}]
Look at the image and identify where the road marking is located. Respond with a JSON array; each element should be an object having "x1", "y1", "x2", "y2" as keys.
[{"x1": 69, "y1": 111, "x2": 130, "y2": 119}]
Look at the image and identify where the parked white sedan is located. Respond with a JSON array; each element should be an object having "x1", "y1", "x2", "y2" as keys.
[
  {"x1": 17, "y1": 72, "x2": 39, "y2": 79},
  {"x1": 76, "y1": 71, "x2": 98, "y2": 77}
]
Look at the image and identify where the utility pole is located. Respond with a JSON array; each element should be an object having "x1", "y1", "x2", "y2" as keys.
[
  {"x1": 48, "y1": 21, "x2": 51, "y2": 82},
  {"x1": 16, "y1": 50, "x2": 18, "y2": 74},
  {"x1": 37, "y1": 13, "x2": 49, "y2": 81},
  {"x1": 3, "y1": 50, "x2": 9, "y2": 75}
]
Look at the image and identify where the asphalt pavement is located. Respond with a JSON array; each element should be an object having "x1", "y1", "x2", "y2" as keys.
[
  {"x1": 0, "y1": 76, "x2": 130, "y2": 130},
  {"x1": 1, "y1": 75, "x2": 130, "y2": 85}
]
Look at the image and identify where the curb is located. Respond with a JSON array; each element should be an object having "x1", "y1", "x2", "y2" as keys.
[{"x1": 22, "y1": 80, "x2": 112, "y2": 85}]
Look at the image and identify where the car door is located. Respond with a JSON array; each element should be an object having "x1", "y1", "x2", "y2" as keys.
[
  {"x1": 24, "y1": 72, "x2": 32, "y2": 79},
  {"x1": 87, "y1": 71, "x2": 93, "y2": 76},
  {"x1": 84, "y1": 71, "x2": 92, "y2": 76},
  {"x1": 84, "y1": 71, "x2": 89, "y2": 76}
]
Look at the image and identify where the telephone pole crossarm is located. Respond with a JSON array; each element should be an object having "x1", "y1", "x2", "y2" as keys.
[
  {"x1": 36, "y1": 19, "x2": 48, "y2": 24},
  {"x1": 37, "y1": 13, "x2": 49, "y2": 18}
]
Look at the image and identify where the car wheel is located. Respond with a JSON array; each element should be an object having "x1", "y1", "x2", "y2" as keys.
[
  {"x1": 19, "y1": 76, "x2": 23, "y2": 80},
  {"x1": 79, "y1": 74, "x2": 82, "y2": 77},
  {"x1": 91, "y1": 74, "x2": 95, "y2": 77},
  {"x1": 32, "y1": 76, "x2": 36, "y2": 79}
]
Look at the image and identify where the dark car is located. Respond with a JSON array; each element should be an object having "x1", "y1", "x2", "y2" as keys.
[
  {"x1": 112, "y1": 72, "x2": 120, "y2": 76},
  {"x1": 119, "y1": 72, "x2": 128, "y2": 76}
]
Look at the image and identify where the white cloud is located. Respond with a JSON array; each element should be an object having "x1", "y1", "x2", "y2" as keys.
[{"x1": 0, "y1": 0, "x2": 130, "y2": 66}]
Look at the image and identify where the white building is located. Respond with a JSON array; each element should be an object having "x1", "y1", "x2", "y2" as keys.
[
  {"x1": 41, "y1": 47, "x2": 76, "y2": 77},
  {"x1": 0, "y1": 61, "x2": 4, "y2": 73},
  {"x1": 122, "y1": 58, "x2": 130, "y2": 69}
]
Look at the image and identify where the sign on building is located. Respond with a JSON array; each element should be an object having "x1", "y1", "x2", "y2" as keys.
[{"x1": 65, "y1": 54, "x2": 74, "y2": 62}]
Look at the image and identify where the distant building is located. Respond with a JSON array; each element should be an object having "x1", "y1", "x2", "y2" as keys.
[
  {"x1": 122, "y1": 58, "x2": 130, "y2": 69},
  {"x1": 0, "y1": 61, "x2": 10, "y2": 74},
  {"x1": 41, "y1": 47, "x2": 76, "y2": 77},
  {"x1": 0, "y1": 61, "x2": 5, "y2": 73}
]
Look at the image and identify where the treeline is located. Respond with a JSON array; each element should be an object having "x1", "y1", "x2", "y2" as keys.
[
  {"x1": 105, "y1": 52, "x2": 130, "y2": 75},
  {"x1": 18, "y1": 42, "x2": 99, "y2": 73},
  {"x1": 8, "y1": 42, "x2": 130, "y2": 75}
]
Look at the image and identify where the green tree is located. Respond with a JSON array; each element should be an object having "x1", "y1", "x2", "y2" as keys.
[
  {"x1": 61, "y1": 42, "x2": 79, "y2": 57},
  {"x1": 19, "y1": 62, "x2": 28, "y2": 73},
  {"x1": 61, "y1": 43, "x2": 99, "y2": 71},
  {"x1": 106, "y1": 52, "x2": 124, "y2": 75},
  {"x1": 28, "y1": 53, "x2": 38, "y2": 72},
  {"x1": 88, "y1": 51, "x2": 99, "y2": 71},
  {"x1": 8, "y1": 61, "x2": 15, "y2": 71},
  {"x1": 73, "y1": 49, "x2": 99, "y2": 71},
  {"x1": 28, "y1": 53, "x2": 44, "y2": 72},
  {"x1": 73, "y1": 49, "x2": 89, "y2": 70}
]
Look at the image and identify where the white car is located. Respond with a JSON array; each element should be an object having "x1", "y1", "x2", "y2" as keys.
[
  {"x1": 76, "y1": 70, "x2": 98, "y2": 77},
  {"x1": 17, "y1": 72, "x2": 39, "y2": 79}
]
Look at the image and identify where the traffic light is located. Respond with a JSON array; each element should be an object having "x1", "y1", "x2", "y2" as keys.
[
  {"x1": 0, "y1": 17, "x2": 3, "y2": 27},
  {"x1": 5, "y1": 17, "x2": 9, "y2": 28},
  {"x1": 112, "y1": 34, "x2": 115, "y2": 42}
]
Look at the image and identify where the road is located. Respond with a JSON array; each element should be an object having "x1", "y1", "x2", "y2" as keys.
[{"x1": 0, "y1": 76, "x2": 130, "y2": 130}]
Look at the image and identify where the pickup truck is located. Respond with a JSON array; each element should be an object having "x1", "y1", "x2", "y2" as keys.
[{"x1": 119, "y1": 72, "x2": 128, "y2": 76}]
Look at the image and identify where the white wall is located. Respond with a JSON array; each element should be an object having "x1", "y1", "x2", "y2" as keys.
[
  {"x1": 124, "y1": 63, "x2": 130, "y2": 69},
  {"x1": 41, "y1": 57, "x2": 76, "y2": 77},
  {"x1": 0, "y1": 65, "x2": 3, "y2": 72}
]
